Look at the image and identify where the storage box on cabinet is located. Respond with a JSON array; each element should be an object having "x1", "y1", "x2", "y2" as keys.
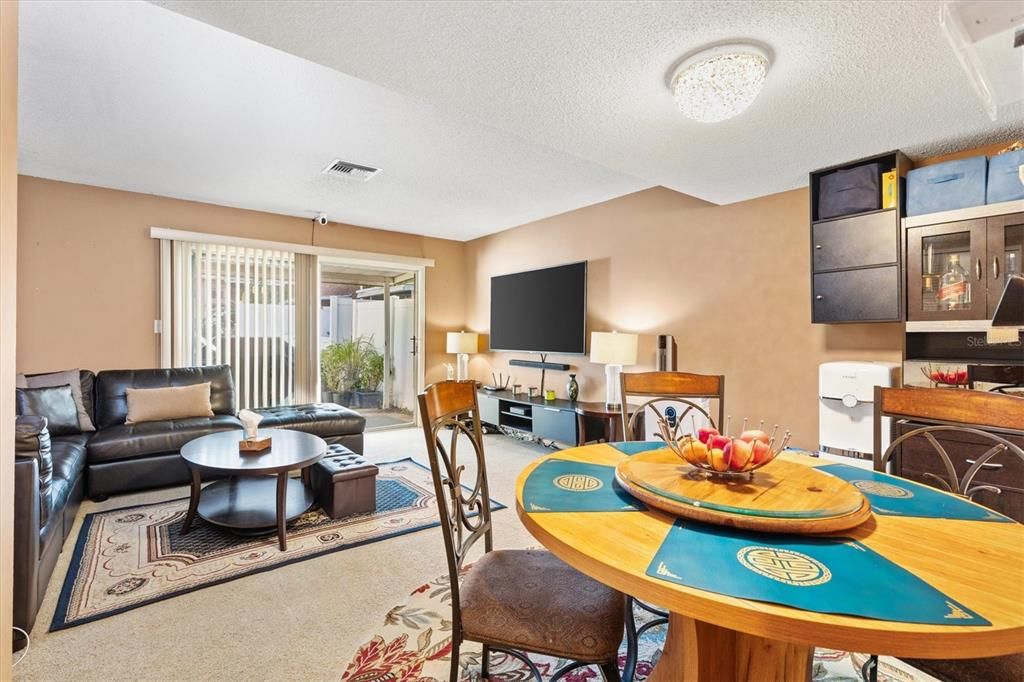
[{"x1": 907, "y1": 156, "x2": 987, "y2": 217}]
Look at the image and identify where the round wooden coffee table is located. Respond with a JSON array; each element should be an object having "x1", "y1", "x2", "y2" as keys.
[{"x1": 180, "y1": 428, "x2": 327, "y2": 551}]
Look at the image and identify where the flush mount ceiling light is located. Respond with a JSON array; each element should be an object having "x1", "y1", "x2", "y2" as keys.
[{"x1": 670, "y1": 43, "x2": 771, "y2": 123}]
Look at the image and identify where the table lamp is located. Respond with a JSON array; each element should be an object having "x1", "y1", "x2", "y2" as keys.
[
  {"x1": 590, "y1": 331, "x2": 638, "y2": 409},
  {"x1": 446, "y1": 331, "x2": 478, "y2": 381}
]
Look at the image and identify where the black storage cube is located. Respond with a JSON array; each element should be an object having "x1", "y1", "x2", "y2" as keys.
[{"x1": 817, "y1": 162, "x2": 882, "y2": 220}]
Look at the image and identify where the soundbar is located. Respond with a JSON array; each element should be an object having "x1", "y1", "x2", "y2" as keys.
[{"x1": 509, "y1": 359, "x2": 571, "y2": 371}]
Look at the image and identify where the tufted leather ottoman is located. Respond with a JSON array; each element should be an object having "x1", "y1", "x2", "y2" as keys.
[{"x1": 311, "y1": 445, "x2": 378, "y2": 519}]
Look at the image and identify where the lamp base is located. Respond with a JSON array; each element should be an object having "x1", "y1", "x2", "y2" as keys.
[
  {"x1": 456, "y1": 353, "x2": 469, "y2": 381},
  {"x1": 604, "y1": 364, "x2": 623, "y2": 410}
]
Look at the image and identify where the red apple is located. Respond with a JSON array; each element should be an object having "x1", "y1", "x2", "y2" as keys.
[
  {"x1": 955, "y1": 369, "x2": 967, "y2": 385},
  {"x1": 697, "y1": 426, "x2": 719, "y2": 444},
  {"x1": 726, "y1": 439, "x2": 754, "y2": 471},
  {"x1": 739, "y1": 429, "x2": 770, "y2": 445},
  {"x1": 709, "y1": 434, "x2": 731, "y2": 451},
  {"x1": 929, "y1": 370, "x2": 942, "y2": 382},
  {"x1": 751, "y1": 440, "x2": 772, "y2": 465}
]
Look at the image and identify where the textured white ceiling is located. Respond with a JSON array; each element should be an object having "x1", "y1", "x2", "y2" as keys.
[
  {"x1": 18, "y1": 1, "x2": 648, "y2": 241},
  {"x1": 155, "y1": 0, "x2": 1024, "y2": 206}
]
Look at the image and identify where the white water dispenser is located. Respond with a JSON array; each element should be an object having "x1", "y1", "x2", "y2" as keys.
[{"x1": 818, "y1": 361, "x2": 900, "y2": 469}]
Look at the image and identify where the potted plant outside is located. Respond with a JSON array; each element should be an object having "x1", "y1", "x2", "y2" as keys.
[
  {"x1": 321, "y1": 339, "x2": 365, "y2": 407},
  {"x1": 354, "y1": 343, "x2": 385, "y2": 409}
]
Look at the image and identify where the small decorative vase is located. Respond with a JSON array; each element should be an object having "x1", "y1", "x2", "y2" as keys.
[{"x1": 566, "y1": 374, "x2": 579, "y2": 402}]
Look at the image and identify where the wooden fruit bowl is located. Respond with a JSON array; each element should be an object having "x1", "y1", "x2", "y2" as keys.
[{"x1": 656, "y1": 416, "x2": 791, "y2": 480}]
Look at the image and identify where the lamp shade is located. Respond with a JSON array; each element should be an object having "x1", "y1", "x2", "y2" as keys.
[
  {"x1": 446, "y1": 331, "x2": 479, "y2": 354},
  {"x1": 589, "y1": 331, "x2": 638, "y2": 366}
]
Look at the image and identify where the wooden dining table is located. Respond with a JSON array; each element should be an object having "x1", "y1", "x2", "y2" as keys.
[{"x1": 515, "y1": 443, "x2": 1024, "y2": 681}]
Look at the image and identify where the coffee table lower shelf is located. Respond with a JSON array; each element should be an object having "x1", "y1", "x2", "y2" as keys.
[{"x1": 186, "y1": 476, "x2": 316, "y2": 550}]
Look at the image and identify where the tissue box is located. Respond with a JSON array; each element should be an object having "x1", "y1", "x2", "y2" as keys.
[
  {"x1": 239, "y1": 436, "x2": 272, "y2": 452},
  {"x1": 987, "y1": 149, "x2": 1024, "y2": 204},
  {"x1": 907, "y1": 156, "x2": 987, "y2": 216}
]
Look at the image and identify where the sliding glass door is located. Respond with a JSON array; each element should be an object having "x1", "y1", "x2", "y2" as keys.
[
  {"x1": 167, "y1": 242, "x2": 316, "y2": 409},
  {"x1": 157, "y1": 230, "x2": 426, "y2": 419},
  {"x1": 319, "y1": 262, "x2": 419, "y2": 429}
]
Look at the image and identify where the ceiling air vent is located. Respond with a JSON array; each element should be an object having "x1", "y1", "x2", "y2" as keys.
[{"x1": 321, "y1": 159, "x2": 381, "y2": 182}]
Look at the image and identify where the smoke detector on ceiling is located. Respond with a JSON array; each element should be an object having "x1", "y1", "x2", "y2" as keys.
[{"x1": 321, "y1": 159, "x2": 382, "y2": 182}]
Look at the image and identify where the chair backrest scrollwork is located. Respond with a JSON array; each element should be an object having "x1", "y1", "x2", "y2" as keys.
[
  {"x1": 619, "y1": 371, "x2": 725, "y2": 442},
  {"x1": 417, "y1": 380, "x2": 493, "y2": 627},
  {"x1": 874, "y1": 386, "x2": 1024, "y2": 502}
]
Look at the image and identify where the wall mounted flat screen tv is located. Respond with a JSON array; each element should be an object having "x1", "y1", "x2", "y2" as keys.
[{"x1": 490, "y1": 261, "x2": 587, "y2": 354}]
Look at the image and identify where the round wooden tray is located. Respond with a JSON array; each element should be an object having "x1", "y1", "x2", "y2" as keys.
[{"x1": 615, "y1": 449, "x2": 872, "y2": 534}]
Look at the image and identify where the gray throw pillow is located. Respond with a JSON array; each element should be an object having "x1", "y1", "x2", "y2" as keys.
[
  {"x1": 18, "y1": 369, "x2": 96, "y2": 432},
  {"x1": 16, "y1": 385, "x2": 82, "y2": 436}
]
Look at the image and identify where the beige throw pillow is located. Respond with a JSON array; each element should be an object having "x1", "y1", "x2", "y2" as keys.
[{"x1": 125, "y1": 382, "x2": 214, "y2": 424}]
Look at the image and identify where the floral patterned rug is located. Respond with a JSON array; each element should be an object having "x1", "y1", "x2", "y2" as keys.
[
  {"x1": 52, "y1": 459, "x2": 503, "y2": 631},
  {"x1": 341, "y1": 571, "x2": 940, "y2": 682}
]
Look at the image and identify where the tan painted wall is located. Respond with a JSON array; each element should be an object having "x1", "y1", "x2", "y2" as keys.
[
  {"x1": 1, "y1": 1, "x2": 17, "y2": 676},
  {"x1": 16, "y1": 177, "x2": 465, "y2": 385},
  {"x1": 464, "y1": 186, "x2": 904, "y2": 449}
]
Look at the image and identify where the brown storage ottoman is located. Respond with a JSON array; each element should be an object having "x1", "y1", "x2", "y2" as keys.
[{"x1": 311, "y1": 444, "x2": 378, "y2": 519}]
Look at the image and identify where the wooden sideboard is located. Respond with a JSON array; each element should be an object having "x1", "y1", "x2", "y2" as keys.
[{"x1": 893, "y1": 422, "x2": 1024, "y2": 522}]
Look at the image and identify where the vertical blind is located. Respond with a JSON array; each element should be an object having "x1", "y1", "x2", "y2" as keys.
[{"x1": 171, "y1": 242, "x2": 302, "y2": 409}]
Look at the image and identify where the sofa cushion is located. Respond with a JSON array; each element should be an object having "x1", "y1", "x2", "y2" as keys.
[
  {"x1": 50, "y1": 434, "x2": 89, "y2": 485},
  {"x1": 48, "y1": 477, "x2": 74, "y2": 521},
  {"x1": 15, "y1": 415, "x2": 52, "y2": 529},
  {"x1": 16, "y1": 385, "x2": 81, "y2": 436},
  {"x1": 18, "y1": 369, "x2": 96, "y2": 432},
  {"x1": 125, "y1": 383, "x2": 214, "y2": 424},
  {"x1": 251, "y1": 403, "x2": 366, "y2": 439},
  {"x1": 94, "y1": 366, "x2": 236, "y2": 429},
  {"x1": 87, "y1": 415, "x2": 242, "y2": 464}
]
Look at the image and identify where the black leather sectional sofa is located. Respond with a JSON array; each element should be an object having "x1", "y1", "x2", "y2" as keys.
[{"x1": 13, "y1": 364, "x2": 365, "y2": 649}]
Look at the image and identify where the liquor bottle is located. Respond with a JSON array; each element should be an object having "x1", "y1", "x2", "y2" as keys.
[{"x1": 937, "y1": 254, "x2": 970, "y2": 310}]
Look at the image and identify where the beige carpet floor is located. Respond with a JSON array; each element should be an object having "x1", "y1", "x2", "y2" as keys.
[{"x1": 14, "y1": 428, "x2": 549, "y2": 682}]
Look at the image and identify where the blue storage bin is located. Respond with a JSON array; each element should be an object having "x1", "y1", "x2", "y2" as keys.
[
  {"x1": 987, "y1": 149, "x2": 1024, "y2": 204},
  {"x1": 907, "y1": 156, "x2": 987, "y2": 216}
]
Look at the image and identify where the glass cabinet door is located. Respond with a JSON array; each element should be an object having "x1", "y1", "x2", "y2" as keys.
[
  {"x1": 907, "y1": 219, "x2": 988, "y2": 321},
  {"x1": 987, "y1": 213, "x2": 1024, "y2": 318}
]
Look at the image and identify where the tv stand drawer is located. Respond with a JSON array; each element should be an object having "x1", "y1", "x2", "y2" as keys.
[{"x1": 533, "y1": 406, "x2": 577, "y2": 444}]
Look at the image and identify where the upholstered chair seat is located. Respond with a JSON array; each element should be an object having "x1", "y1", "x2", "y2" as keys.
[
  {"x1": 460, "y1": 549, "x2": 625, "y2": 663},
  {"x1": 901, "y1": 654, "x2": 1023, "y2": 682}
]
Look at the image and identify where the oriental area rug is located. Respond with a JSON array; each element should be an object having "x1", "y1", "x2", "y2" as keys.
[
  {"x1": 52, "y1": 458, "x2": 503, "y2": 631},
  {"x1": 341, "y1": 572, "x2": 940, "y2": 682}
]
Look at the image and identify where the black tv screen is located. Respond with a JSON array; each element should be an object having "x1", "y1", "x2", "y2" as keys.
[{"x1": 490, "y1": 262, "x2": 587, "y2": 354}]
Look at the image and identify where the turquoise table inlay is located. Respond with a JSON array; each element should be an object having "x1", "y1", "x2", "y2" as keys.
[
  {"x1": 610, "y1": 441, "x2": 667, "y2": 456},
  {"x1": 819, "y1": 463, "x2": 1013, "y2": 523},
  {"x1": 648, "y1": 521, "x2": 990, "y2": 626},
  {"x1": 521, "y1": 458, "x2": 646, "y2": 512}
]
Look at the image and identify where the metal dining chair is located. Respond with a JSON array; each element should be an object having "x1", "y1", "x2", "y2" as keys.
[
  {"x1": 861, "y1": 386, "x2": 1024, "y2": 682},
  {"x1": 418, "y1": 380, "x2": 625, "y2": 682},
  {"x1": 616, "y1": 370, "x2": 725, "y2": 682}
]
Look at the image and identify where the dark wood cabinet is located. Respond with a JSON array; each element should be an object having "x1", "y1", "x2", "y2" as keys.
[
  {"x1": 812, "y1": 266, "x2": 900, "y2": 323},
  {"x1": 986, "y1": 212, "x2": 1024, "y2": 317},
  {"x1": 906, "y1": 219, "x2": 988, "y2": 321},
  {"x1": 906, "y1": 212, "x2": 1024, "y2": 322},
  {"x1": 893, "y1": 422, "x2": 1024, "y2": 522},
  {"x1": 809, "y1": 151, "x2": 909, "y2": 324},
  {"x1": 812, "y1": 211, "x2": 899, "y2": 272}
]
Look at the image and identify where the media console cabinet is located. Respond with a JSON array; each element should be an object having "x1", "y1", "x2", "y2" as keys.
[{"x1": 477, "y1": 389, "x2": 630, "y2": 446}]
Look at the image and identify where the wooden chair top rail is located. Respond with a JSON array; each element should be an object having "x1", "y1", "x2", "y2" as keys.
[
  {"x1": 621, "y1": 371, "x2": 724, "y2": 397},
  {"x1": 420, "y1": 380, "x2": 479, "y2": 424},
  {"x1": 875, "y1": 386, "x2": 1024, "y2": 434}
]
